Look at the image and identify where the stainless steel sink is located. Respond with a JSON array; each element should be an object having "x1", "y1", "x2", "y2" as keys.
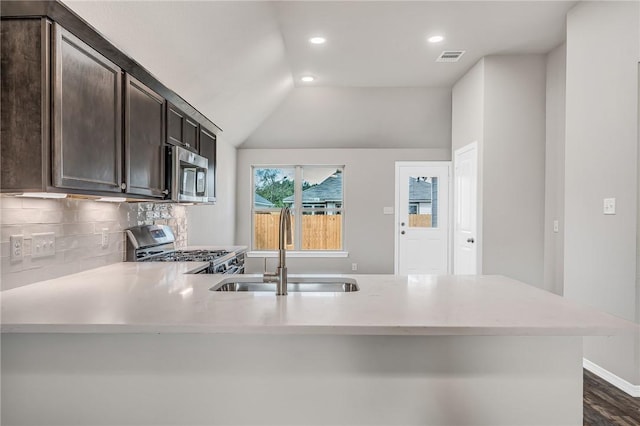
[{"x1": 211, "y1": 275, "x2": 359, "y2": 293}]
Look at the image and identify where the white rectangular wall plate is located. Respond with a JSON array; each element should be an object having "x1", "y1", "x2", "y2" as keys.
[
  {"x1": 101, "y1": 228, "x2": 109, "y2": 249},
  {"x1": 32, "y1": 232, "x2": 55, "y2": 258},
  {"x1": 553, "y1": 220, "x2": 559, "y2": 233},
  {"x1": 383, "y1": 207, "x2": 394, "y2": 215},
  {"x1": 10, "y1": 235, "x2": 23, "y2": 261},
  {"x1": 603, "y1": 198, "x2": 616, "y2": 215}
]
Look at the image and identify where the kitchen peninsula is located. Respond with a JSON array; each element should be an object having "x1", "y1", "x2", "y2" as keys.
[{"x1": 1, "y1": 263, "x2": 636, "y2": 425}]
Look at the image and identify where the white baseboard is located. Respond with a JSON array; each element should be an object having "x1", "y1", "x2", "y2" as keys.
[{"x1": 583, "y1": 358, "x2": 640, "y2": 397}]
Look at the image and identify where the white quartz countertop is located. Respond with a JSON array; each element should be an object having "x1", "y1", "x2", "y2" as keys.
[{"x1": 1, "y1": 262, "x2": 637, "y2": 336}]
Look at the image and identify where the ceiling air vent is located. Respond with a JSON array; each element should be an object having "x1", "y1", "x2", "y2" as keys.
[{"x1": 436, "y1": 50, "x2": 465, "y2": 63}]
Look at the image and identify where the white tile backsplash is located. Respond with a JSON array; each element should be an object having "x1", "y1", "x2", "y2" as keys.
[{"x1": 0, "y1": 196, "x2": 188, "y2": 290}]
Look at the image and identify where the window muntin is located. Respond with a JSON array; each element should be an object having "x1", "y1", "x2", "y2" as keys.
[{"x1": 252, "y1": 166, "x2": 344, "y2": 251}]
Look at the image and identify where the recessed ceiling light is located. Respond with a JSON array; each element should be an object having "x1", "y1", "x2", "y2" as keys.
[
  {"x1": 309, "y1": 36, "x2": 326, "y2": 45},
  {"x1": 301, "y1": 76, "x2": 315, "y2": 83},
  {"x1": 428, "y1": 35, "x2": 445, "y2": 43}
]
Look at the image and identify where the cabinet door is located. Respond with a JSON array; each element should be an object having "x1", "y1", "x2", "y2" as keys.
[
  {"x1": 1, "y1": 19, "x2": 50, "y2": 192},
  {"x1": 184, "y1": 116, "x2": 199, "y2": 152},
  {"x1": 166, "y1": 102, "x2": 198, "y2": 153},
  {"x1": 199, "y1": 127, "x2": 216, "y2": 203},
  {"x1": 167, "y1": 102, "x2": 184, "y2": 148},
  {"x1": 124, "y1": 75, "x2": 166, "y2": 198},
  {"x1": 52, "y1": 24, "x2": 122, "y2": 193}
]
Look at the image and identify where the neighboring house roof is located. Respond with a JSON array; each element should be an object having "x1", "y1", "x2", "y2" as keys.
[
  {"x1": 409, "y1": 177, "x2": 431, "y2": 203},
  {"x1": 283, "y1": 173, "x2": 343, "y2": 204},
  {"x1": 254, "y1": 193, "x2": 275, "y2": 207}
]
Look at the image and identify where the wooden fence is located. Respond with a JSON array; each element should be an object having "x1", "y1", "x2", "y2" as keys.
[
  {"x1": 254, "y1": 213, "x2": 342, "y2": 250},
  {"x1": 254, "y1": 213, "x2": 430, "y2": 250}
]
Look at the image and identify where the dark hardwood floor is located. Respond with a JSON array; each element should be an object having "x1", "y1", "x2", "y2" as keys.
[{"x1": 584, "y1": 369, "x2": 640, "y2": 425}]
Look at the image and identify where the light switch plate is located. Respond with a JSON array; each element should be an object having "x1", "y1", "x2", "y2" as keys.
[
  {"x1": 553, "y1": 220, "x2": 559, "y2": 233},
  {"x1": 32, "y1": 232, "x2": 55, "y2": 258},
  {"x1": 604, "y1": 198, "x2": 616, "y2": 215}
]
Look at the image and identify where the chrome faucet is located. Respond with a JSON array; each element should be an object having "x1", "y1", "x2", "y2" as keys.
[{"x1": 263, "y1": 206, "x2": 292, "y2": 295}]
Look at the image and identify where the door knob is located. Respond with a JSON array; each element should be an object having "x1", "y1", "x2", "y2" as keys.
[
  {"x1": 467, "y1": 238, "x2": 475, "y2": 243},
  {"x1": 401, "y1": 231, "x2": 406, "y2": 235}
]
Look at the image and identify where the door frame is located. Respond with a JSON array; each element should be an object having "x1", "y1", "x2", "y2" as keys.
[
  {"x1": 453, "y1": 141, "x2": 481, "y2": 274},
  {"x1": 394, "y1": 161, "x2": 452, "y2": 275}
]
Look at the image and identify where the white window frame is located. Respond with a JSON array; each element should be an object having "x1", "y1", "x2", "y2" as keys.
[{"x1": 249, "y1": 165, "x2": 347, "y2": 257}]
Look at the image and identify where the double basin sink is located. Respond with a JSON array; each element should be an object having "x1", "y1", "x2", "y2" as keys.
[{"x1": 210, "y1": 275, "x2": 359, "y2": 293}]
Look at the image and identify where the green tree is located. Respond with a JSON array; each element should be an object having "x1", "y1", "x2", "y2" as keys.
[{"x1": 255, "y1": 169, "x2": 294, "y2": 208}]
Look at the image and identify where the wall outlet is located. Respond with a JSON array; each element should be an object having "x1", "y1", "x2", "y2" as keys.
[
  {"x1": 10, "y1": 235, "x2": 24, "y2": 261},
  {"x1": 603, "y1": 198, "x2": 616, "y2": 215},
  {"x1": 32, "y1": 232, "x2": 55, "y2": 258},
  {"x1": 101, "y1": 228, "x2": 109, "y2": 249},
  {"x1": 351, "y1": 263, "x2": 358, "y2": 271}
]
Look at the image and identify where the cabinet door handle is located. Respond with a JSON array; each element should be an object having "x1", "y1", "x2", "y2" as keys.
[
  {"x1": 162, "y1": 189, "x2": 169, "y2": 195},
  {"x1": 120, "y1": 183, "x2": 127, "y2": 190}
]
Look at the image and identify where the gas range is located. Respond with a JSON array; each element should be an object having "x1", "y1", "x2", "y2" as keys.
[{"x1": 125, "y1": 225, "x2": 245, "y2": 274}]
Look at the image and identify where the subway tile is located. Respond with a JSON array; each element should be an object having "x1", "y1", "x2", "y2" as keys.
[
  {"x1": 1, "y1": 198, "x2": 186, "y2": 290},
  {"x1": 1, "y1": 225, "x2": 24, "y2": 242},
  {"x1": 0, "y1": 241, "x2": 11, "y2": 258},
  {"x1": 62, "y1": 209, "x2": 79, "y2": 223},
  {"x1": 22, "y1": 224, "x2": 63, "y2": 238},
  {"x1": 1, "y1": 209, "x2": 41, "y2": 224},
  {"x1": 62, "y1": 223, "x2": 95, "y2": 236},
  {"x1": 40, "y1": 210, "x2": 64, "y2": 224},
  {"x1": 21, "y1": 198, "x2": 63, "y2": 210},
  {"x1": 1, "y1": 255, "x2": 25, "y2": 274},
  {"x1": 0, "y1": 196, "x2": 23, "y2": 209}
]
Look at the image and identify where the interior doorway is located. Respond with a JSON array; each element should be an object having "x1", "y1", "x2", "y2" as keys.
[{"x1": 394, "y1": 162, "x2": 450, "y2": 275}]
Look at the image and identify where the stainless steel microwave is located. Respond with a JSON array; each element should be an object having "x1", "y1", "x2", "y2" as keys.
[{"x1": 167, "y1": 145, "x2": 208, "y2": 203}]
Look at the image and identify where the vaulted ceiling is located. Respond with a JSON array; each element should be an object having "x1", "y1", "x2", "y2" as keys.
[{"x1": 62, "y1": 1, "x2": 576, "y2": 148}]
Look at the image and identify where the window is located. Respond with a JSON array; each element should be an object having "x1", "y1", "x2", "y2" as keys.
[{"x1": 252, "y1": 166, "x2": 344, "y2": 251}]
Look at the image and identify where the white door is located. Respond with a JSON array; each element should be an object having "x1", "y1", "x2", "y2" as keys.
[
  {"x1": 395, "y1": 162, "x2": 450, "y2": 275},
  {"x1": 453, "y1": 142, "x2": 478, "y2": 274}
]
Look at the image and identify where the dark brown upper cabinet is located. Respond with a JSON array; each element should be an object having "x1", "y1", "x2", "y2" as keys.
[
  {"x1": 1, "y1": 19, "x2": 52, "y2": 193},
  {"x1": 124, "y1": 75, "x2": 167, "y2": 199},
  {"x1": 199, "y1": 127, "x2": 217, "y2": 203},
  {"x1": 167, "y1": 102, "x2": 199, "y2": 154},
  {"x1": 1, "y1": 5, "x2": 221, "y2": 201},
  {"x1": 52, "y1": 23, "x2": 123, "y2": 193}
]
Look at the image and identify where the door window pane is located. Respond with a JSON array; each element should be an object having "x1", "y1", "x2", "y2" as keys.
[{"x1": 408, "y1": 176, "x2": 437, "y2": 228}]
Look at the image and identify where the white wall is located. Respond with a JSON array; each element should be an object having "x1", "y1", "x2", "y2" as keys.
[
  {"x1": 544, "y1": 44, "x2": 566, "y2": 296},
  {"x1": 451, "y1": 55, "x2": 547, "y2": 288},
  {"x1": 187, "y1": 139, "x2": 237, "y2": 245},
  {"x1": 482, "y1": 55, "x2": 547, "y2": 288},
  {"x1": 236, "y1": 148, "x2": 450, "y2": 274},
  {"x1": 242, "y1": 87, "x2": 452, "y2": 149},
  {"x1": 564, "y1": 1, "x2": 640, "y2": 384}
]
